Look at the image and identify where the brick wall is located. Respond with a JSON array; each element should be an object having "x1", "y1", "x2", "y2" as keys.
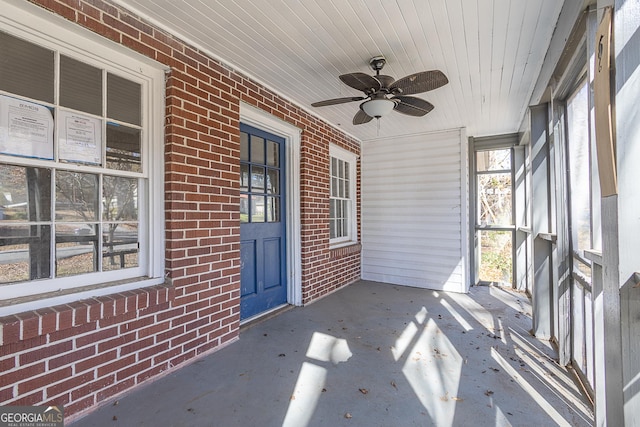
[{"x1": 0, "y1": 0, "x2": 361, "y2": 420}]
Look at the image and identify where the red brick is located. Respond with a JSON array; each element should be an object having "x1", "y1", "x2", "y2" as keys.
[
  {"x1": 1, "y1": 362, "x2": 45, "y2": 387},
  {"x1": 47, "y1": 371, "x2": 94, "y2": 398},
  {"x1": 0, "y1": 315, "x2": 21, "y2": 345},
  {"x1": 18, "y1": 367, "x2": 72, "y2": 395},
  {"x1": 116, "y1": 359, "x2": 151, "y2": 381},
  {"x1": 65, "y1": 395, "x2": 94, "y2": 417},
  {"x1": 49, "y1": 346, "x2": 96, "y2": 369},
  {"x1": 97, "y1": 354, "x2": 135, "y2": 377},
  {"x1": 75, "y1": 326, "x2": 118, "y2": 348},
  {"x1": 75, "y1": 350, "x2": 117, "y2": 374},
  {"x1": 16, "y1": 312, "x2": 40, "y2": 340},
  {"x1": 7, "y1": 390, "x2": 43, "y2": 406},
  {"x1": 96, "y1": 377, "x2": 135, "y2": 402},
  {"x1": 71, "y1": 375, "x2": 114, "y2": 400},
  {"x1": 19, "y1": 341, "x2": 72, "y2": 365}
]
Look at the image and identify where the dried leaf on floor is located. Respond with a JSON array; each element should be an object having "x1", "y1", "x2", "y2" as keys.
[
  {"x1": 359, "y1": 388, "x2": 368, "y2": 394},
  {"x1": 390, "y1": 381, "x2": 397, "y2": 390},
  {"x1": 278, "y1": 353, "x2": 286, "y2": 357},
  {"x1": 344, "y1": 413, "x2": 352, "y2": 419},
  {"x1": 452, "y1": 397, "x2": 463, "y2": 401},
  {"x1": 484, "y1": 390, "x2": 494, "y2": 396}
]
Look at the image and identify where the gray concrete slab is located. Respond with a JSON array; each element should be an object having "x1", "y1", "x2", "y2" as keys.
[{"x1": 72, "y1": 281, "x2": 593, "y2": 427}]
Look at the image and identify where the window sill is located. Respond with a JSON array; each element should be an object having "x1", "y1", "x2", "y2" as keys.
[
  {"x1": 0, "y1": 279, "x2": 173, "y2": 346},
  {"x1": 0, "y1": 276, "x2": 167, "y2": 317}
]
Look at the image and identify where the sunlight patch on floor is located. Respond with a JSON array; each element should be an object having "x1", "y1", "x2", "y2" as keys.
[
  {"x1": 402, "y1": 318, "x2": 462, "y2": 426},
  {"x1": 491, "y1": 347, "x2": 574, "y2": 427}
]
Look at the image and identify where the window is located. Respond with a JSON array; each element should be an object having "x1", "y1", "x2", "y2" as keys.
[
  {"x1": 0, "y1": 18, "x2": 164, "y2": 308},
  {"x1": 475, "y1": 148, "x2": 514, "y2": 285},
  {"x1": 329, "y1": 146, "x2": 357, "y2": 246}
]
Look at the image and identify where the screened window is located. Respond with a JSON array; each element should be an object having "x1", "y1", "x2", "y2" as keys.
[
  {"x1": 0, "y1": 27, "x2": 162, "y2": 303},
  {"x1": 329, "y1": 146, "x2": 357, "y2": 246}
]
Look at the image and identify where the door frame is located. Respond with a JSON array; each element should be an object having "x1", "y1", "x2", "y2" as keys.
[{"x1": 240, "y1": 103, "x2": 302, "y2": 306}]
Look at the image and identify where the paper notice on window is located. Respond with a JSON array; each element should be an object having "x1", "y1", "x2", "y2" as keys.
[
  {"x1": 0, "y1": 95, "x2": 54, "y2": 159},
  {"x1": 58, "y1": 111, "x2": 102, "y2": 164}
]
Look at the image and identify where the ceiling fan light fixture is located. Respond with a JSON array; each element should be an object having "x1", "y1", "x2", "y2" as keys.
[{"x1": 361, "y1": 98, "x2": 395, "y2": 118}]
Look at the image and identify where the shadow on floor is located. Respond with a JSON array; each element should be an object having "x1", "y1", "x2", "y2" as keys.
[{"x1": 74, "y1": 280, "x2": 593, "y2": 427}]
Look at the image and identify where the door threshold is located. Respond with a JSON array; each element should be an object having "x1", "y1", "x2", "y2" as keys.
[{"x1": 240, "y1": 304, "x2": 292, "y2": 330}]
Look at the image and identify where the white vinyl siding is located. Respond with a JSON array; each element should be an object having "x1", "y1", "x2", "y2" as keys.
[{"x1": 361, "y1": 129, "x2": 468, "y2": 292}]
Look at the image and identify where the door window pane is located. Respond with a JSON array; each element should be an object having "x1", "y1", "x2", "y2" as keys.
[
  {"x1": 477, "y1": 149, "x2": 511, "y2": 171},
  {"x1": 478, "y1": 173, "x2": 512, "y2": 225},
  {"x1": 251, "y1": 166, "x2": 265, "y2": 192},
  {"x1": 240, "y1": 132, "x2": 249, "y2": 162},
  {"x1": 251, "y1": 135, "x2": 264, "y2": 163},
  {"x1": 479, "y1": 230, "x2": 512, "y2": 284},
  {"x1": 267, "y1": 140, "x2": 279, "y2": 167},
  {"x1": 266, "y1": 196, "x2": 279, "y2": 222},
  {"x1": 0, "y1": 31, "x2": 54, "y2": 103},
  {"x1": 251, "y1": 195, "x2": 265, "y2": 222},
  {"x1": 60, "y1": 56, "x2": 102, "y2": 116},
  {"x1": 240, "y1": 164, "x2": 249, "y2": 192},
  {"x1": 267, "y1": 169, "x2": 279, "y2": 195}
]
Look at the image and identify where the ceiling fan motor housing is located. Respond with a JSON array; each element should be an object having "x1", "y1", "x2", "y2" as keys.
[{"x1": 369, "y1": 56, "x2": 386, "y2": 73}]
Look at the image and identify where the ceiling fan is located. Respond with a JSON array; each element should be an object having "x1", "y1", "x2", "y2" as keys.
[{"x1": 312, "y1": 56, "x2": 448, "y2": 125}]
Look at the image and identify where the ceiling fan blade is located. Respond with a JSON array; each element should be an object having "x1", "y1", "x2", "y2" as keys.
[
  {"x1": 390, "y1": 70, "x2": 448, "y2": 95},
  {"x1": 353, "y1": 109, "x2": 373, "y2": 125},
  {"x1": 311, "y1": 96, "x2": 366, "y2": 107},
  {"x1": 339, "y1": 73, "x2": 382, "y2": 92},
  {"x1": 392, "y1": 96, "x2": 435, "y2": 116},
  {"x1": 376, "y1": 74, "x2": 395, "y2": 88}
]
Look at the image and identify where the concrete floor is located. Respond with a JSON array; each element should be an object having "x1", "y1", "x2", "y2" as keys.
[{"x1": 73, "y1": 280, "x2": 593, "y2": 427}]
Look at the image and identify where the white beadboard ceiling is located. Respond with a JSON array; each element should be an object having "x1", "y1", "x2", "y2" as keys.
[{"x1": 115, "y1": 0, "x2": 564, "y2": 141}]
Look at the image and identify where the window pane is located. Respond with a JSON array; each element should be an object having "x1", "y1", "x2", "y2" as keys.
[
  {"x1": 55, "y1": 171, "x2": 98, "y2": 222},
  {"x1": 240, "y1": 132, "x2": 249, "y2": 162},
  {"x1": 240, "y1": 194, "x2": 249, "y2": 223},
  {"x1": 567, "y1": 82, "x2": 591, "y2": 252},
  {"x1": 477, "y1": 149, "x2": 511, "y2": 171},
  {"x1": 267, "y1": 140, "x2": 279, "y2": 167},
  {"x1": 251, "y1": 135, "x2": 264, "y2": 164},
  {"x1": 266, "y1": 196, "x2": 279, "y2": 222},
  {"x1": 478, "y1": 230, "x2": 512, "y2": 284},
  {"x1": 478, "y1": 173, "x2": 512, "y2": 225},
  {"x1": 0, "y1": 165, "x2": 51, "y2": 222},
  {"x1": 103, "y1": 176, "x2": 137, "y2": 221},
  {"x1": 329, "y1": 199, "x2": 335, "y2": 219},
  {"x1": 240, "y1": 164, "x2": 249, "y2": 192},
  {"x1": 0, "y1": 224, "x2": 51, "y2": 283},
  {"x1": 107, "y1": 73, "x2": 141, "y2": 126},
  {"x1": 103, "y1": 222, "x2": 138, "y2": 271},
  {"x1": 331, "y1": 177, "x2": 337, "y2": 197},
  {"x1": 267, "y1": 169, "x2": 279, "y2": 195},
  {"x1": 330, "y1": 219, "x2": 336, "y2": 239},
  {"x1": 0, "y1": 31, "x2": 54, "y2": 103},
  {"x1": 106, "y1": 123, "x2": 141, "y2": 172},
  {"x1": 56, "y1": 223, "x2": 97, "y2": 277},
  {"x1": 251, "y1": 195, "x2": 264, "y2": 222},
  {"x1": 60, "y1": 56, "x2": 102, "y2": 116},
  {"x1": 251, "y1": 166, "x2": 265, "y2": 192}
]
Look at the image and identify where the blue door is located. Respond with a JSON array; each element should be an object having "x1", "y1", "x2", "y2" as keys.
[{"x1": 239, "y1": 124, "x2": 287, "y2": 320}]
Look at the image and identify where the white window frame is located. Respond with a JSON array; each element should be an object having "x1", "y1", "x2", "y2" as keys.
[
  {"x1": 329, "y1": 145, "x2": 358, "y2": 248},
  {"x1": 0, "y1": 0, "x2": 166, "y2": 316}
]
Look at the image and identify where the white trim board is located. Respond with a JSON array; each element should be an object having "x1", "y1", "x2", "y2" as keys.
[{"x1": 239, "y1": 103, "x2": 303, "y2": 306}]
